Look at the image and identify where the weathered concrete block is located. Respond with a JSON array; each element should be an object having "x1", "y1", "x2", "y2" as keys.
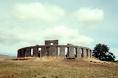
[
  {"x1": 68, "y1": 47, "x2": 75, "y2": 58},
  {"x1": 60, "y1": 47, "x2": 65, "y2": 57},
  {"x1": 45, "y1": 40, "x2": 58, "y2": 46},
  {"x1": 77, "y1": 48, "x2": 82, "y2": 58},
  {"x1": 17, "y1": 40, "x2": 92, "y2": 58}
]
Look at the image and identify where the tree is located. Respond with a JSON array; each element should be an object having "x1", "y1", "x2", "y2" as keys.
[{"x1": 93, "y1": 43, "x2": 115, "y2": 61}]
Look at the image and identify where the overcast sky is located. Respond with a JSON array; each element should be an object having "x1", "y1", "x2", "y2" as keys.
[{"x1": 0, "y1": 0, "x2": 118, "y2": 59}]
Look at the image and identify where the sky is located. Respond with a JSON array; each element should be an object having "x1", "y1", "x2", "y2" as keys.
[{"x1": 0, "y1": 0, "x2": 118, "y2": 59}]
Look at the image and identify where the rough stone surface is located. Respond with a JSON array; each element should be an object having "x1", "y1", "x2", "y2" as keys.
[{"x1": 17, "y1": 40, "x2": 92, "y2": 58}]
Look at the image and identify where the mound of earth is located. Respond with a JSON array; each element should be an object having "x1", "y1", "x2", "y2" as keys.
[
  {"x1": 0, "y1": 56, "x2": 118, "y2": 78},
  {"x1": 15, "y1": 56, "x2": 117, "y2": 66}
]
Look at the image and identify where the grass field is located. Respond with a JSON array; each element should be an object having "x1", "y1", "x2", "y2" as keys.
[{"x1": 0, "y1": 57, "x2": 118, "y2": 78}]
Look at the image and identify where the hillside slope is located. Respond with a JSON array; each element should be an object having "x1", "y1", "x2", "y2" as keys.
[{"x1": 0, "y1": 57, "x2": 118, "y2": 78}]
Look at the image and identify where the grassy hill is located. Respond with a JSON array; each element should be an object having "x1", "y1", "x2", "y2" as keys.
[{"x1": 0, "y1": 57, "x2": 118, "y2": 78}]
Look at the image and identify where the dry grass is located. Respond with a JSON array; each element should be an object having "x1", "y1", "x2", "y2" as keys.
[{"x1": 0, "y1": 57, "x2": 118, "y2": 78}]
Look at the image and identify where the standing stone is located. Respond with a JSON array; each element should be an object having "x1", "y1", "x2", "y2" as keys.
[{"x1": 60, "y1": 47, "x2": 66, "y2": 57}]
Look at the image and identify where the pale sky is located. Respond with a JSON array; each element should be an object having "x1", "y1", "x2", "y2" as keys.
[{"x1": 0, "y1": 0, "x2": 118, "y2": 59}]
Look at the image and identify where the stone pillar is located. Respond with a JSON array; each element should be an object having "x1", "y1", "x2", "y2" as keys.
[
  {"x1": 22, "y1": 49, "x2": 26, "y2": 57},
  {"x1": 58, "y1": 47, "x2": 60, "y2": 56},
  {"x1": 90, "y1": 50, "x2": 92, "y2": 57},
  {"x1": 17, "y1": 49, "x2": 20, "y2": 57},
  {"x1": 46, "y1": 47, "x2": 50, "y2": 56},
  {"x1": 17, "y1": 48, "x2": 25, "y2": 57},
  {"x1": 77, "y1": 48, "x2": 81, "y2": 58},
  {"x1": 37, "y1": 47, "x2": 41, "y2": 57},
  {"x1": 25, "y1": 48, "x2": 31, "y2": 57},
  {"x1": 63, "y1": 47, "x2": 69, "y2": 57},
  {"x1": 40, "y1": 47, "x2": 46, "y2": 57},
  {"x1": 60, "y1": 47, "x2": 65, "y2": 57},
  {"x1": 81, "y1": 48, "x2": 84, "y2": 57},
  {"x1": 74, "y1": 47, "x2": 77, "y2": 58},
  {"x1": 83, "y1": 48, "x2": 87, "y2": 57},
  {"x1": 31, "y1": 48, "x2": 33, "y2": 56},
  {"x1": 33, "y1": 47, "x2": 38, "y2": 57},
  {"x1": 86, "y1": 49, "x2": 89, "y2": 57},
  {"x1": 49, "y1": 46, "x2": 58, "y2": 56},
  {"x1": 69, "y1": 47, "x2": 75, "y2": 58},
  {"x1": 17, "y1": 49, "x2": 22, "y2": 57},
  {"x1": 87, "y1": 49, "x2": 90, "y2": 57},
  {"x1": 67, "y1": 47, "x2": 69, "y2": 57}
]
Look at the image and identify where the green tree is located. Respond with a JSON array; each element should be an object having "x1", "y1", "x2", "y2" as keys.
[{"x1": 93, "y1": 43, "x2": 115, "y2": 61}]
